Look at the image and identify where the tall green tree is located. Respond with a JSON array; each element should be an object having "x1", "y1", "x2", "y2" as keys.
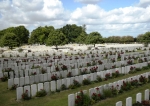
[
  {"x1": 46, "y1": 29, "x2": 68, "y2": 50},
  {"x1": 60, "y1": 24, "x2": 82, "y2": 43},
  {"x1": 141, "y1": 32, "x2": 150, "y2": 47},
  {"x1": 86, "y1": 31, "x2": 103, "y2": 47},
  {"x1": 29, "y1": 26, "x2": 54, "y2": 44},
  {"x1": 1, "y1": 32, "x2": 19, "y2": 49},
  {"x1": 75, "y1": 31, "x2": 87, "y2": 44}
]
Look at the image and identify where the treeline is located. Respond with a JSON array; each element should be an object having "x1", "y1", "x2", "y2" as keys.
[{"x1": 0, "y1": 24, "x2": 150, "y2": 49}]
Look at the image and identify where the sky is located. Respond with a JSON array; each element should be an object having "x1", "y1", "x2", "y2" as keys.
[{"x1": 0, "y1": 0, "x2": 150, "y2": 37}]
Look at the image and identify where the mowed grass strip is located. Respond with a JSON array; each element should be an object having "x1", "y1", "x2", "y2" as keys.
[{"x1": 0, "y1": 69, "x2": 149, "y2": 106}]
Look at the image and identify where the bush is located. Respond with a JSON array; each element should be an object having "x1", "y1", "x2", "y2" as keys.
[
  {"x1": 22, "y1": 90, "x2": 30, "y2": 100},
  {"x1": 132, "y1": 101, "x2": 142, "y2": 106},
  {"x1": 97, "y1": 75, "x2": 102, "y2": 82},
  {"x1": 18, "y1": 48, "x2": 23, "y2": 52},
  {"x1": 82, "y1": 78, "x2": 91, "y2": 85},
  {"x1": 36, "y1": 89, "x2": 47, "y2": 97},
  {"x1": 142, "y1": 66, "x2": 149, "y2": 70},
  {"x1": 10, "y1": 84, "x2": 18, "y2": 90},
  {"x1": 75, "y1": 90, "x2": 91, "y2": 106},
  {"x1": 0, "y1": 75, "x2": 8, "y2": 82},
  {"x1": 103, "y1": 89, "x2": 112, "y2": 98},
  {"x1": 61, "y1": 84, "x2": 67, "y2": 90}
]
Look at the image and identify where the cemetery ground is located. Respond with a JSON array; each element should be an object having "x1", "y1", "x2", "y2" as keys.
[{"x1": 0, "y1": 69, "x2": 150, "y2": 106}]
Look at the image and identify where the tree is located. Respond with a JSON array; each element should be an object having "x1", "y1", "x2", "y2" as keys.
[
  {"x1": 60, "y1": 24, "x2": 82, "y2": 43},
  {"x1": 86, "y1": 32, "x2": 103, "y2": 47},
  {"x1": 1, "y1": 32, "x2": 19, "y2": 49},
  {"x1": 141, "y1": 32, "x2": 150, "y2": 47},
  {"x1": 28, "y1": 26, "x2": 54, "y2": 44},
  {"x1": 14, "y1": 26, "x2": 29, "y2": 45},
  {"x1": 46, "y1": 29, "x2": 68, "y2": 50},
  {"x1": 75, "y1": 31, "x2": 87, "y2": 44}
]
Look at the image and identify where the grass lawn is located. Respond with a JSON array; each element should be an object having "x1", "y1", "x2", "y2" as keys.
[{"x1": 0, "y1": 69, "x2": 150, "y2": 106}]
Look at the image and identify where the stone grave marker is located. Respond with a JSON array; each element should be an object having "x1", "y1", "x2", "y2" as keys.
[
  {"x1": 24, "y1": 85, "x2": 31, "y2": 97},
  {"x1": 16, "y1": 87, "x2": 23, "y2": 100},
  {"x1": 8, "y1": 79, "x2": 14, "y2": 89},
  {"x1": 68, "y1": 94, "x2": 75, "y2": 106},
  {"x1": 31, "y1": 84, "x2": 37, "y2": 97},
  {"x1": 20, "y1": 77, "x2": 25, "y2": 87},
  {"x1": 126, "y1": 97, "x2": 132, "y2": 106},
  {"x1": 145, "y1": 89, "x2": 149, "y2": 100},
  {"x1": 44, "y1": 82, "x2": 50, "y2": 93},
  {"x1": 38, "y1": 83, "x2": 44, "y2": 91},
  {"x1": 136, "y1": 93, "x2": 142, "y2": 103},
  {"x1": 51, "y1": 81, "x2": 56, "y2": 92}
]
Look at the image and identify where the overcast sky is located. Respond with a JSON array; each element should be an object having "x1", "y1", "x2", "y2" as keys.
[{"x1": 0, "y1": 0, "x2": 150, "y2": 37}]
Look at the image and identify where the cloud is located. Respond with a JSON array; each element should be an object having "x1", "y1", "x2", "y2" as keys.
[
  {"x1": 137, "y1": 0, "x2": 150, "y2": 8},
  {"x1": 74, "y1": 0, "x2": 101, "y2": 4},
  {"x1": 0, "y1": 0, "x2": 150, "y2": 37}
]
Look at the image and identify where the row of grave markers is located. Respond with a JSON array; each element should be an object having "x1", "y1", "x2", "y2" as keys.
[
  {"x1": 116, "y1": 89, "x2": 150, "y2": 106},
  {"x1": 68, "y1": 71, "x2": 150, "y2": 106}
]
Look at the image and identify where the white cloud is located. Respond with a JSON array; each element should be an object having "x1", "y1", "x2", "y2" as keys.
[
  {"x1": 137, "y1": 0, "x2": 150, "y2": 8},
  {"x1": 0, "y1": 0, "x2": 150, "y2": 37},
  {"x1": 74, "y1": 0, "x2": 101, "y2": 4}
]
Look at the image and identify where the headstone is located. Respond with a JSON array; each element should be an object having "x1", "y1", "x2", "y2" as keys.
[
  {"x1": 39, "y1": 74, "x2": 44, "y2": 82},
  {"x1": 51, "y1": 81, "x2": 56, "y2": 92},
  {"x1": 44, "y1": 82, "x2": 50, "y2": 93},
  {"x1": 20, "y1": 77, "x2": 25, "y2": 87},
  {"x1": 43, "y1": 73, "x2": 48, "y2": 82},
  {"x1": 136, "y1": 93, "x2": 142, "y2": 103},
  {"x1": 14, "y1": 78, "x2": 20, "y2": 86},
  {"x1": 24, "y1": 85, "x2": 31, "y2": 97},
  {"x1": 116, "y1": 101, "x2": 122, "y2": 106},
  {"x1": 30, "y1": 76, "x2": 35, "y2": 84},
  {"x1": 38, "y1": 83, "x2": 44, "y2": 91},
  {"x1": 16, "y1": 87, "x2": 23, "y2": 100},
  {"x1": 31, "y1": 84, "x2": 37, "y2": 97},
  {"x1": 126, "y1": 97, "x2": 132, "y2": 106},
  {"x1": 57, "y1": 79, "x2": 62, "y2": 90},
  {"x1": 25, "y1": 76, "x2": 30, "y2": 85},
  {"x1": 68, "y1": 94, "x2": 75, "y2": 106},
  {"x1": 145, "y1": 89, "x2": 149, "y2": 100},
  {"x1": 8, "y1": 79, "x2": 14, "y2": 89}
]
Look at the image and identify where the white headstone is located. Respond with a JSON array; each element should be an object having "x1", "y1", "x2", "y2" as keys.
[
  {"x1": 116, "y1": 101, "x2": 122, "y2": 106},
  {"x1": 68, "y1": 94, "x2": 75, "y2": 106},
  {"x1": 136, "y1": 93, "x2": 142, "y2": 103},
  {"x1": 8, "y1": 79, "x2": 14, "y2": 89},
  {"x1": 44, "y1": 82, "x2": 50, "y2": 93},
  {"x1": 31, "y1": 84, "x2": 37, "y2": 97},
  {"x1": 51, "y1": 81, "x2": 56, "y2": 92},
  {"x1": 38, "y1": 83, "x2": 44, "y2": 91},
  {"x1": 16, "y1": 87, "x2": 23, "y2": 100},
  {"x1": 126, "y1": 97, "x2": 132, "y2": 106},
  {"x1": 145, "y1": 89, "x2": 149, "y2": 100},
  {"x1": 24, "y1": 85, "x2": 31, "y2": 97}
]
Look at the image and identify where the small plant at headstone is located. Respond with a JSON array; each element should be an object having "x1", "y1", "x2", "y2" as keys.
[
  {"x1": 73, "y1": 80, "x2": 81, "y2": 88},
  {"x1": 36, "y1": 89, "x2": 47, "y2": 97},
  {"x1": 22, "y1": 90, "x2": 30, "y2": 100},
  {"x1": 121, "y1": 81, "x2": 131, "y2": 91},
  {"x1": 132, "y1": 101, "x2": 142, "y2": 106},
  {"x1": 127, "y1": 60, "x2": 133, "y2": 65},
  {"x1": 142, "y1": 66, "x2": 149, "y2": 70},
  {"x1": 41, "y1": 68, "x2": 47, "y2": 74},
  {"x1": 98, "y1": 60, "x2": 103, "y2": 65},
  {"x1": 82, "y1": 78, "x2": 91, "y2": 85},
  {"x1": 97, "y1": 75, "x2": 102, "y2": 82},
  {"x1": 103, "y1": 88, "x2": 112, "y2": 98},
  {"x1": 0, "y1": 75, "x2": 8, "y2": 82},
  {"x1": 139, "y1": 58, "x2": 143, "y2": 63},
  {"x1": 18, "y1": 48, "x2": 23, "y2": 52},
  {"x1": 91, "y1": 93, "x2": 101, "y2": 102},
  {"x1": 112, "y1": 65, "x2": 116, "y2": 69},
  {"x1": 5, "y1": 68, "x2": 13, "y2": 72},
  {"x1": 139, "y1": 75, "x2": 147, "y2": 84},
  {"x1": 61, "y1": 84, "x2": 67, "y2": 90},
  {"x1": 111, "y1": 86, "x2": 118, "y2": 96},
  {"x1": 111, "y1": 58, "x2": 115, "y2": 63},
  {"x1": 105, "y1": 73, "x2": 111, "y2": 80},
  {"x1": 51, "y1": 74, "x2": 58, "y2": 81},
  {"x1": 10, "y1": 84, "x2": 18, "y2": 90},
  {"x1": 75, "y1": 90, "x2": 91, "y2": 106},
  {"x1": 130, "y1": 79, "x2": 138, "y2": 87},
  {"x1": 90, "y1": 66, "x2": 98, "y2": 73},
  {"x1": 67, "y1": 72, "x2": 72, "y2": 78},
  {"x1": 31, "y1": 72, "x2": 37, "y2": 75},
  {"x1": 87, "y1": 62, "x2": 91, "y2": 67},
  {"x1": 80, "y1": 68, "x2": 88, "y2": 75},
  {"x1": 55, "y1": 66, "x2": 59, "y2": 71},
  {"x1": 148, "y1": 75, "x2": 150, "y2": 83},
  {"x1": 129, "y1": 66, "x2": 136, "y2": 74},
  {"x1": 135, "y1": 68, "x2": 141, "y2": 71},
  {"x1": 61, "y1": 65, "x2": 67, "y2": 70},
  {"x1": 112, "y1": 70, "x2": 120, "y2": 78}
]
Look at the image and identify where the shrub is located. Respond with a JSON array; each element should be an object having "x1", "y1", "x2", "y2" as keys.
[
  {"x1": 90, "y1": 66, "x2": 98, "y2": 73},
  {"x1": 61, "y1": 84, "x2": 67, "y2": 90},
  {"x1": 139, "y1": 75, "x2": 147, "y2": 84},
  {"x1": 142, "y1": 66, "x2": 149, "y2": 70},
  {"x1": 61, "y1": 65, "x2": 67, "y2": 70},
  {"x1": 135, "y1": 68, "x2": 141, "y2": 71},
  {"x1": 91, "y1": 93, "x2": 101, "y2": 102},
  {"x1": 80, "y1": 68, "x2": 88, "y2": 75},
  {"x1": 36, "y1": 89, "x2": 47, "y2": 97},
  {"x1": 41, "y1": 68, "x2": 47, "y2": 74},
  {"x1": 10, "y1": 84, "x2": 18, "y2": 90},
  {"x1": 103, "y1": 89, "x2": 112, "y2": 98},
  {"x1": 22, "y1": 90, "x2": 30, "y2": 100},
  {"x1": 73, "y1": 80, "x2": 81, "y2": 87},
  {"x1": 82, "y1": 78, "x2": 91, "y2": 85},
  {"x1": 0, "y1": 75, "x2": 8, "y2": 82},
  {"x1": 51, "y1": 74, "x2": 58, "y2": 81},
  {"x1": 67, "y1": 72, "x2": 72, "y2": 78},
  {"x1": 75, "y1": 90, "x2": 91, "y2": 106},
  {"x1": 97, "y1": 75, "x2": 102, "y2": 82},
  {"x1": 18, "y1": 48, "x2": 23, "y2": 52},
  {"x1": 105, "y1": 73, "x2": 111, "y2": 79}
]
